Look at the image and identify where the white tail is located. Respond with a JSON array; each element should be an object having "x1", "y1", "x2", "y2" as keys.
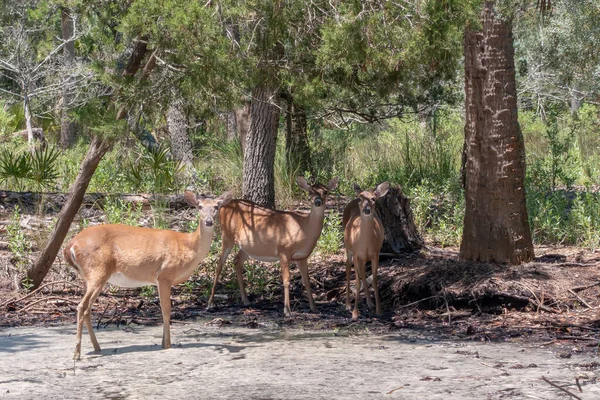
[
  {"x1": 208, "y1": 176, "x2": 339, "y2": 316},
  {"x1": 63, "y1": 190, "x2": 232, "y2": 360},
  {"x1": 343, "y1": 182, "x2": 389, "y2": 321}
]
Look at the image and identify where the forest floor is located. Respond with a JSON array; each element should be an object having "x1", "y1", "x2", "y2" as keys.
[{"x1": 0, "y1": 200, "x2": 600, "y2": 398}]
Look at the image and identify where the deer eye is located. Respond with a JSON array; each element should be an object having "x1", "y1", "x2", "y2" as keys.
[
  {"x1": 214, "y1": 206, "x2": 218, "y2": 210},
  {"x1": 198, "y1": 205, "x2": 203, "y2": 210}
]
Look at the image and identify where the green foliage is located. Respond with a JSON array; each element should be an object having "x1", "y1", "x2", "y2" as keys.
[
  {"x1": 408, "y1": 181, "x2": 464, "y2": 247},
  {"x1": 140, "y1": 285, "x2": 156, "y2": 299},
  {"x1": 150, "y1": 198, "x2": 171, "y2": 229},
  {"x1": 6, "y1": 206, "x2": 30, "y2": 272},
  {"x1": 0, "y1": 102, "x2": 17, "y2": 137},
  {"x1": 196, "y1": 139, "x2": 243, "y2": 196},
  {"x1": 315, "y1": 212, "x2": 343, "y2": 256},
  {"x1": 0, "y1": 145, "x2": 60, "y2": 191},
  {"x1": 568, "y1": 192, "x2": 600, "y2": 251},
  {"x1": 126, "y1": 144, "x2": 185, "y2": 194},
  {"x1": 103, "y1": 197, "x2": 142, "y2": 226}
]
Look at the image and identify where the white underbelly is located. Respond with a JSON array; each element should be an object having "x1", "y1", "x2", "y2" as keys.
[
  {"x1": 108, "y1": 272, "x2": 156, "y2": 288},
  {"x1": 250, "y1": 254, "x2": 280, "y2": 263}
]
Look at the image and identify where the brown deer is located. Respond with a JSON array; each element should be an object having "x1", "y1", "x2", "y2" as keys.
[
  {"x1": 343, "y1": 182, "x2": 389, "y2": 321},
  {"x1": 63, "y1": 190, "x2": 232, "y2": 360},
  {"x1": 207, "y1": 176, "x2": 339, "y2": 316}
]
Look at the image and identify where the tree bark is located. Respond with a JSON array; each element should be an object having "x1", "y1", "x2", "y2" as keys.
[
  {"x1": 460, "y1": 2, "x2": 534, "y2": 264},
  {"x1": 242, "y1": 86, "x2": 280, "y2": 208},
  {"x1": 27, "y1": 137, "x2": 111, "y2": 289},
  {"x1": 285, "y1": 95, "x2": 312, "y2": 176},
  {"x1": 166, "y1": 93, "x2": 194, "y2": 163},
  {"x1": 59, "y1": 6, "x2": 76, "y2": 149},
  {"x1": 375, "y1": 185, "x2": 424, "y2": 253}
]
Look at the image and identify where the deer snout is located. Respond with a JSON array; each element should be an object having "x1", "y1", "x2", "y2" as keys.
[
  {"x1": 204, "y1": 218, "x2": 214, "y2": 227},
  {"x1": 314, "y1": 197, "x2": 323, "y2": 207},
  {"x1": 363, "y1": 206, "x2": 372, "y2": 215}
]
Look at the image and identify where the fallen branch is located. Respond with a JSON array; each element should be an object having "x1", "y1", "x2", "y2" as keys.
[
  {"x1": 18, "y1": 296, "x2": 79, "y2": 312},
  {"x1": 570, "y1": 281, "x2": 600, "y2": 292},
  {"x1": 540, "y1": 376, "x2": 582, "y2": 400},
  {"x1": 567, "y1": 289, "x2": 593, "y2": 309},
  {"x1": 0, "y1": 280, "x2": 81, "y2": 308},
  {"x1": 397, "y1": 295, "x2": 437, "y2": 309}
]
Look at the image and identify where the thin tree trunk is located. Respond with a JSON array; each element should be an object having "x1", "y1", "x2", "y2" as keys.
[
  {"x1": 285, "y1": 95, "x2": 312, "y2": 176},
  {"x1": 59, "y1": 6, "x2": 76, "y2": 149},
  {"x1": 24, "y1": 96, "x2": 34, "y2": 146},
  {"x1": 460, "y1": 2, "x2": 534, "y2": 264},
  {"x1": 242, "y1": 86, "x2": 279, "y2": 208},
  {"x1": 27, "y1": 137, "x2": 111, "y2": 289},
  {"x1": 166, "y1": 91, "x2": 195, "y2": 180},
  {"x1": 234, "y1": 102, "x2": 251, "y2": 154}
]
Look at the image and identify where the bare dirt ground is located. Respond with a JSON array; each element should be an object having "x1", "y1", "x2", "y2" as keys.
[
  {"x1": 1, "y1": 201, "x2": 600, "y2": 398},
  {"x1": 1, "y1": 321, "x2": 600, "y2": 399}
]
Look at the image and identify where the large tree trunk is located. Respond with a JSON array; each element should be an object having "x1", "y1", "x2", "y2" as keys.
[
  {"x1": 285, "y1": 95, "x2": 312, "y2": 176},
  {"x1": 242, "y1": 86, "x2": 280, "y2": 208},
  {"x1": 59, "y1": 6, "x2": 76, "y2": 149},
  {"x1": 27, "y1": 137, "x2": 111, "y2": 289},
  {"x1": 460, "y1": 2, "x2": 534, "y2": 264},
  {"x1": 166, "y1": 91, "x2": 195, "y2": 181}
]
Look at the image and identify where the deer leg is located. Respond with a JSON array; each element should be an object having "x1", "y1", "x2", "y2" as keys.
[
  {"x1": 280, "y1": 256, "x2": 292, "y2": 317},
  {"x1": 83, "y1": 284, "x2": 104, "y2": 353},
  {"x1": 157, "y1": 279, "x2": 172, "y2": 349},
  {"x1": 298, "y1": 259, "x2": 316, "y2": 312},
  {"x1": 207, "y1": 241, "x2": 233, "y2": 309},
  {"x1": 345, "y1": 250, "x2": 353, "y2": 311},
  {"x1": 74, "y1": 280, "x2": 104, "y2": 360},
  {"x1": 362, "y1": 261, "x2": 374, "y2": 310},
  {"x1": 372, "y1": 255, "x2": 382, "y2": 316},
  {"x1": 233, "y1": 250, "x2": 250, "y2": 306},
  {"x1": 352, "y1": 259, "x2": 365, "y2": 321}
]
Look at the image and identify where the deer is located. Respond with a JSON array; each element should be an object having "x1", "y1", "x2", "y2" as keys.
[
  {"x1": 207, "y1": 176, "x2": 339, "y2": 317},
  {"x1": 343, "y1": 181, "x2": 389, "y2": 321},
  {"x1": 63, "y1": 190, "x2": 232, "y2": 360}
]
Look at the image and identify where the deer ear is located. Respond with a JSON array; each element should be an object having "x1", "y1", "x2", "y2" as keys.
[
  {"x1": 353, "y1": 183, "x2": 362, "y2": 196},
  {"x1": 296, "y1": 176, "x2": 311, "y2": 192},
  {"x1": 216, "y1": 191, "x2": 233, "y2": 207},
  {"x1": 327, "y1": 176, "x2": 339, "y2": 191},
  {"x1": 184, "y1": 190, "x2": 198, "y2": 207},
  {"x1": 374, "y1": 182, "x2": 390, "y2": 198}
]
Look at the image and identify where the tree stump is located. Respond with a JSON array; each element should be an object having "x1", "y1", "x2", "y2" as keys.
[{"x1": 375, "y1": 184, "x2": 424, "y2": 254}]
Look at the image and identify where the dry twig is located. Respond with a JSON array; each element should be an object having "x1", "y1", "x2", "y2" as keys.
[
  {"x1": 567, "y1": 289, "x2": 594, "y2": 309},
  {"x1": 541, "y1": 376, "x2": 582, "y2": 400}
]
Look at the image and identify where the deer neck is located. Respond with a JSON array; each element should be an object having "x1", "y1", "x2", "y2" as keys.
[
  {"x1": 359, "y1": 213, "x2": 376, "y2": 234},
  {"x1": 190, "y1": 223, "x2": 214, "y2": 262},
  {"x1": 304, "y1": 203, "x2": 326, "y2": 242}
]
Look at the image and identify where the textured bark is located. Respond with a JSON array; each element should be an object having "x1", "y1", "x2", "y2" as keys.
[
  {"x1": 460, "y1": 2, "x2": 534, "y2": 264},
  {"x1": 375, "y1": 185, "x2": 424, "y2": 254},
  {"x1": 59, "y1": 6, "x2": 76, "y2": 149},
  {"x1": 27, "y1": 137, "x2": 112, "y2": 289},
  {"x1": 166, "y1": 94, "x2": 194, "y2": 166},
  {"x1": 285, "y1": 96, "x2": 312, "y2": 176},
  {"x1": 242, "y1": 86, "x2": 280, "y2": 208}
]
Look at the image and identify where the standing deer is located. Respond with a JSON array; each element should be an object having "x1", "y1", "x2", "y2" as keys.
[
  {"x1": 207, "y1": 176, "x2": 339, "y2": 316},
  {"x1": 343, "y1": 182, "x2": 389, "y2": 321},
  {"x1": 63, "y1": 190, "x2": 232, "y2": 360}
]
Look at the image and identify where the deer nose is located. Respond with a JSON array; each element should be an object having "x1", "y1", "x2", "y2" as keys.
[
  {"x1": 204, "y1": 219, "x2": 214, "y2": 227},
  {"x1": 363, "y1": 207, "x2": 371, "y2": 215},
  {"x1": 314, "y1": 197, "x2": 323, "y2": 207}
]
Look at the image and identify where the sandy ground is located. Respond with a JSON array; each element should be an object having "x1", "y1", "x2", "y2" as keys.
[{"x1": 1, "y1": 321, "x2": 599, "y2": 400}]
